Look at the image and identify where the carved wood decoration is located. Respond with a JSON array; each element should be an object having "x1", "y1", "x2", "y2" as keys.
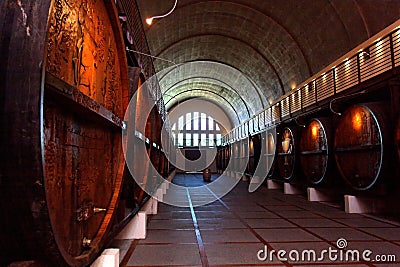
[
  {"x1": 45, "y1": 0, "x2": 124, "y2": 117},
  {"x1": 43, "y1": 0, "x2": 127, "y2": 265}
]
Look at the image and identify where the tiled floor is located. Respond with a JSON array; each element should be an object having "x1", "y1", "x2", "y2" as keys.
[{"x1": 112, "y1": 174, "x2": 400, "y2": 267}]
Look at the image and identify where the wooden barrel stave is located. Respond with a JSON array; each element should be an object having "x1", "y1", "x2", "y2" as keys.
[{"x1": 0, "y1": 0, "x2": 55, "y2": 264}]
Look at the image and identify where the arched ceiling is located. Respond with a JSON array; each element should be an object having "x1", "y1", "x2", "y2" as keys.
[
  {"x1": 137, "y1": 0, "x2": 400, "y2": 127},
  {"x1": 158, "y1": 61, "x2": 263, "y2": 124}
]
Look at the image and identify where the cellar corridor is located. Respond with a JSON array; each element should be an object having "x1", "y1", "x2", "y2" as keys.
[
  {"x1": 2, "y1": 0, "x2": 400, "y2": 266},
  {"x1": 110, "y1": 174, "x2": 400, "y2": 267}
]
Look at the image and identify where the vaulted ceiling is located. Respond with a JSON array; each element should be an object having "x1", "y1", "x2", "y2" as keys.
[{"x1": 137, "y1": 0, "x2": 400, "y2": 126}]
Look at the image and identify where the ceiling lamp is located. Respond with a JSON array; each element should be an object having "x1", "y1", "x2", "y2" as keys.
[{"x1": 145, "y1": 0, "x2": 178, "y2": 25}]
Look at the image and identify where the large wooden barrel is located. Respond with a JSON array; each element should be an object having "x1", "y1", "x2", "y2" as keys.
[
  {"x1": 216, "y1": 146, "x2": 223, "y2": 172},
  {"x1": 263, "y1": 129, "x2": 277, "y2": 179},
  {"x1": 230, "y1": 140, "x2": 247, "y2": 175},
  {"x1": 203, "y1": 168, "x2": 212, "y2": 182},
  {"x1": 216, "y1": 147, "x2": 221, "y2": 173},
  {"x1": 276, "y1": 126, "x2": 300, "y2": 182},
  {"x1": 0, "y1": 0, "x2": 128, "y2": 266},
  {"x1": 334, "y1": 103, "x2": 391, "y2": 191},
  {"x1": 299, "y1": 118, "x2": 334, "y2": 186},
  {"x1": 240, "y1": 139, "x2": 249, "y2": 175},
  {"x1": 247, "y1": 134, "x2": 261, "y2": 176},
  {"x1": 225, "y1": 145, "x2": 231, "y2": 170},
  {"x1": 231, "y1": 142, "x2": 239, "y2": 173},
  {"x1": 217, "y1": 145, "x2": 226, "y2": 173},
  {"x1": 221, "y1": 145, "x2": 230, "y2": 171}
]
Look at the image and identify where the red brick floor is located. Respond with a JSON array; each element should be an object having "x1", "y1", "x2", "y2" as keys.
[{"x1": 112, "y1": 174, "x2": 400, "y2": 267}]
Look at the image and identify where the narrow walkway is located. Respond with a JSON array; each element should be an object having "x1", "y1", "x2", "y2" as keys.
[
  {"x1": 114, "y1": 174, "x2": 400, "y2": 267},
  {"x1": 171, "y1": 172, "x2": 219, "y2": 187}
]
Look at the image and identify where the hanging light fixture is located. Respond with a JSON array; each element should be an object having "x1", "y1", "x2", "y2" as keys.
[{"x1": 145, "y1": 0, "x2": 178, "y2": 25}]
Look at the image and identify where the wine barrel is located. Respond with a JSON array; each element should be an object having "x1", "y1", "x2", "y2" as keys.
[
  {"x1": 334, "y1": 103, "x2": 390, "y2": 191},
  {"x1": 231, "y1": 142, "x2": 238, "y2": 173},
  {"x1": 216, "y1": 147, "x2": 223, "y2": 172},
  {"x1": 276, "y1": 126, "x2": 300, "y2": 181},
  {"x1": 299, "y1": 118, "x2": 334, "y2": 186},
  {"x1": 221, "y1": 145, "x2": 229, "y2": 171},
  {"x1": 218, "y1": 146, "x2": 226, "y2": 173},
  {"x1": 0, "y1": 0, "x2": 128, "y2": 266},
  {"x1": 263, "y1": 129, "x2": 277, "y2": 179},
  {"x1": 225, "y1": 145, "x2": 231, "y2": 170},
  {"x1": 240, "y1": 139, "x2": 249, "y2": 175},
  {"x1": 247, "y1": 134, "x2": 261, "y2": 176},
  {"x1": 203, "y1": 168, "x2": 212, "y2": 182}
]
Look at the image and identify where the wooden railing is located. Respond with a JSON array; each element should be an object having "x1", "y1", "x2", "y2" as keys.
[{"x1": 222, "y1": 20, "x2": 400, "y2": 145}]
